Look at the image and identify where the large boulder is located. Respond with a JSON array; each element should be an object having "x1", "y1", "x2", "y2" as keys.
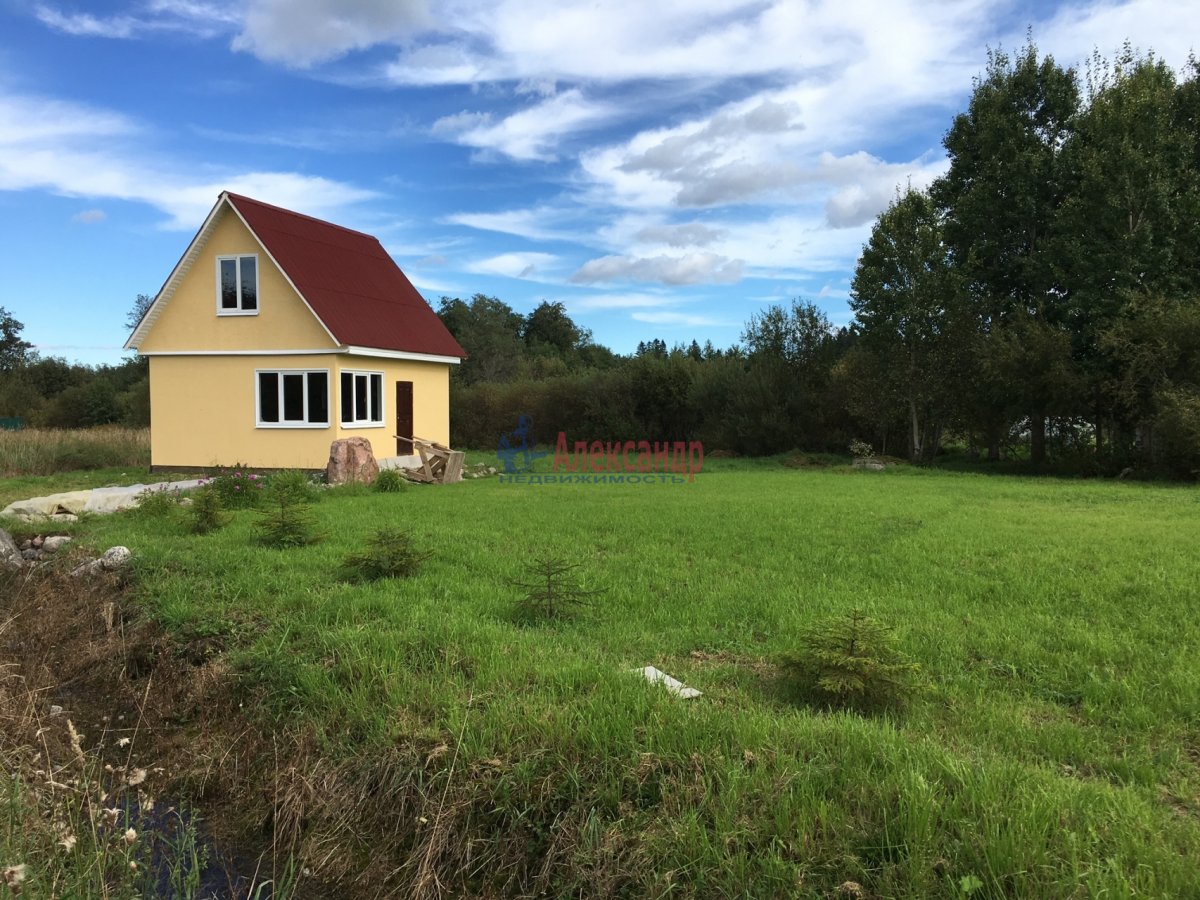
[{"x1": 325, "y1": 437, "x2": 379, "y2": 486}]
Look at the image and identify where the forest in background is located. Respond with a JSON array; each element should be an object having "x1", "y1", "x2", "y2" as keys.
[{"x1": 2, "y1": 43, "x2": 1198, "y2": 477}]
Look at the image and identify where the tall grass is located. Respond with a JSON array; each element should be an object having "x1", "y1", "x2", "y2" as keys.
[{"x1": 0, "y1": 427, "x2": 149, "y2": 476}]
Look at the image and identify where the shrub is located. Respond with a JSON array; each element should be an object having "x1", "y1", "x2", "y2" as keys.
[
  {"x1": 267, "y1": 468, "x2": 322, "y2": 504},
  {"x1": 188, "y1": 486, "x2": 229, "y2": 534},
  {"x1": 510, "y1": 555, "x2": 603, "y2": 621},
  {"x1": 255, "y1": 492, "x2": 321, "y2": 548},
  {"x1": 780, "y1": 609, "x2": 919, "y2": 713},
  {"x1": 133, "y1": 485, "x2": 178, "y2": 517},
  {"x1": 205, "y1": 464, "x2": 266, "y2": 509},
  {"x1": 848, "y1": 439, "x2": 874, "y2": 459},
  {"x1": 341, "y1": 527, "x2": 430, "y2": 581},
  {"x1": 373, "y1": 468, "x2": 408, "y2": 493}
]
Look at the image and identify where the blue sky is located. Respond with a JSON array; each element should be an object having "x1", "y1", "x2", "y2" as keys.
[{"x1": 1, "y1": 0, "x2": 1197, "y2": 366}]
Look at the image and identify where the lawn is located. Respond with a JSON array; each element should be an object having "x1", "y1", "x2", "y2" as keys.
[{"x1": 44, "y1": 460, "x2": 1200, "y2": 897}]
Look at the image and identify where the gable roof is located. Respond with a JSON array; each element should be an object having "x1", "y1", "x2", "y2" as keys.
[{"x1": 126, "y1": 192, "x2": 466, "y2": 361}]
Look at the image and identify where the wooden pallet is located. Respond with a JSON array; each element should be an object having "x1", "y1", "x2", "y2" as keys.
[{"x1": 399, "y1": 436, "x2": 465, "y2": 484}]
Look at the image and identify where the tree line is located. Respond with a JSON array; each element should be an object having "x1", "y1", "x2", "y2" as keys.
[
  {"x1": 0, "y1": 302, "x2": 150, "y2": 429},
  {"x1": 448, "y1": 43, "x2": 1200, "y2": 477}
]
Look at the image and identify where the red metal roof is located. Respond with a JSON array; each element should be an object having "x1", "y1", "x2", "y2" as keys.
[{"x1": 225, "y1": 192, "x2": 465, "y2": 359}]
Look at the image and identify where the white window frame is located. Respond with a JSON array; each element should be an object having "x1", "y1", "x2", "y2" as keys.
[
  {"x1": 340, "y1": 369, "x2": 386, "y2": 428},
  {"x1": 255, "y1": 368, "x2": 330, "y2": 429},
  {"x1": 216, "y1": 254, "x2": 260, "y2": 316}
]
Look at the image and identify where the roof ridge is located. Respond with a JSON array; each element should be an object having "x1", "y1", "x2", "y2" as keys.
[{"x1": 223, "y1": 191, "x2": 380, "y2": 242}]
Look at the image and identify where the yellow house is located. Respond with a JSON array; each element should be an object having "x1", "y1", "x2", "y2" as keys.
[{"x1": 125, "y1": 192, "x2": 466, "y2": 471}]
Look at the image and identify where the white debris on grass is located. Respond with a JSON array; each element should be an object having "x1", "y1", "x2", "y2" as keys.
[{"x1": 632, "y1": 666, "x2": 702, "y2": 699}]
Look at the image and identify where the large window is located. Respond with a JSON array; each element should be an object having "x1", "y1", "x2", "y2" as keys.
[
  {"x1": 217, "y1": 255, "x2": 258, "y2": 314},
  {"x1": 341, "y1": 371, "x2": 384, "y2": 426},
  {"x1": 257, "y1": 370, "x2": 329, "y2": 427}
]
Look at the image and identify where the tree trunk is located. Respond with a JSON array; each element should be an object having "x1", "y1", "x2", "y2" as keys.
[
  {"x1": 909, "y1": 397, "x2": 922, "y2": 462},
  {"x1": 1030, "y1": 413, "x2": 1046, "y2": 465}
]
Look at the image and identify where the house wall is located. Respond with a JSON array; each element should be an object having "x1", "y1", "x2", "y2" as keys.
[
  {"x1": 138, "y1": 206, "x2": 337, "y2": 354},
  {"x1": 335, "y1": 355, "x2": 450, "y2": 459},
  {"x1": 149, "y1": 354, "x2": 451, "y2": 470}
]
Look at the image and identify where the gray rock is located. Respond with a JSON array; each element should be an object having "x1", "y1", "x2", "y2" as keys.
[
  {"x1": 852, "y1": 458, "x2": 886, "y2": 471},
  {"x1": 42, "y1": 536, "x2": 72, "y2": 553},
  {"x1": 0, "y1": 529, "x2": 22, "y2": 570},
  {"x1": 49, "y1": 705, "x2": 64, "y2": 717},
  {"x1": 71, "y1": 545, "x2": 132, "y2": 578},
  {"x1": 21, "y1": 548, "x2": 42, "y2": 561},
  {"x1": 100, "y1": 546, "x2": 132, "y2": 570},
  {"x1": 51, "y1": 513, "x2": 79, "y2": 523},
  {"x1": 20, "y1": 539, "x2": 32, "y2": 551}
]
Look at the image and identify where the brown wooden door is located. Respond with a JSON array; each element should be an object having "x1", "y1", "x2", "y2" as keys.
[{"x1": 395, "y1": 381, "x2": 414, "y2": 455}]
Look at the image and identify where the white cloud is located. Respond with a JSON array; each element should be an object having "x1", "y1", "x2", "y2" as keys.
[
  {"x1": 571, "y1": 253, "x2": 744, "y2": 286},
  {"x1": 35, "y1": 1, "x2": 238, "y2": 39},
  {"x1": 431, "y1": 90, "x2": 615, "y2": 161},
  {"x1": 631, "y1": 310, "x2": 727, "y2": 327},
  {"x1": 567, "y1": 292, "x2": 682, "y2": 311},
  {"x1": 466, "y1": 251, "x2": 560, "y2": 280},
  {"x1": 443, "y1": 206, "x2": 580, "y2": 242},
  {"x1": 71, "y1": 208, "x2": 106, "y2": 223},
  {"x1": 0, "y1": 89, "x2": 377, "y2": 229},
  {"x1": 634, "y1": 222, "x2": 724, "y2": 248},
  {"x1": 233, "y1": 0, "x2": 429, "y2": 67}
]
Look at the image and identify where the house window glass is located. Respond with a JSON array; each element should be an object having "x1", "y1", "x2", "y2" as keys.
[
  {"x1": 340, "y1": 369, "x2": 384, "y2": 426},
  {"x1": 256, "y1": 369, "x2": 328, "y2": 427},
  {"x1": 220, "y1": 259, "x2": 238, "y2": 309},
  {"x1": 258, "y1": 372, "x2": 279, "y2": 423},
  {"x1": 282, "y1": 374, "x2": 305, "y2": 421},
  {"x1": 217, "y1": 255, "x2": 259, "y2": 314},
  {"x1": 240, "y1": 257, "x2": 257, "y2": 310}
]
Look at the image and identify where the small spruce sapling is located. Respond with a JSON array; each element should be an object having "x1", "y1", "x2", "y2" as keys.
[
  {"x1": 188, "y1": 486, "x2": 229, "y2": 534},
  {"x1": 781, "y1": 609, "x2": 919, "y2": 713},
  {"x1": 510, "y1": 555, "x2": 603, "y2": 620},
  {"x1": 254, "y1": 489, "x2": 321, "y2": 548},
  {"x1": 341, "y1": 527, "x2": 430, "y2": 580}
]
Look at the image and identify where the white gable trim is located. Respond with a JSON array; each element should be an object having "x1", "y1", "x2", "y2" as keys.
[
  {"x1": 124, "y1": 192, "x2": 339, "y2": 351},
  {"x1": 124, "y1": 197, "x2": 227, "y2": 350},
  {"x1": 344, "y1": 345, "x2": 463, "y2": 365}
]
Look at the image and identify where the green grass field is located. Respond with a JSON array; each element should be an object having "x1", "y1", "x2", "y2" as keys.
[{"x1": 22, "y1": 460, "x2": 1200, "y2": 897}]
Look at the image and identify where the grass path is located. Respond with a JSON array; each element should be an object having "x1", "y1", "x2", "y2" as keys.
[{"x1": 70, "y1": 461, "x2": 1200, "y2": 897}]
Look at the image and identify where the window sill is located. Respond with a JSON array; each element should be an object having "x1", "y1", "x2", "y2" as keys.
[
  {"x1": 340, "y1": 423, "x2": 386, "y2": 429},
  {"x1": 255, "y1": 423, "x2": 330, "y2": 429},
  {"x1": 218, "y1": 310, "x2": 260, "y2": 317}
]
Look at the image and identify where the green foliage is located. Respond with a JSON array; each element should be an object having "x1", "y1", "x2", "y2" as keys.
[
  {"x1": 341, "y1": 526, "x2": 430, "y2": 581},
  {"x1": 373, "y1": 468, "x2": 408, "y2": 493},
  {"x1": 188, "y1": 486, "x2": 229, "y2": 534},
  {"x1": 780, "y1": 609, "x2": 920, "y2": 713},
  {"x1": 0, "y1": 305, "x2": 32, "y2": 373},
  {"x1": 266, "y1": 468, "x2": 322, "y2": 505},
  {"x1": 510, "y1": 555, "x2": 603, "y2": 621},
  {"x1": 134, "y1": 485, "x2": 178, "y2": 517},
  {"x1": 205, "y1": 465, "x2": 266, "y2": 509},
  {"x1": 848, "y1": 439, "x2": 874, "y2": 459},
  {"x1": 254, "y1": 492, "x2": 321, "y2": 548}
]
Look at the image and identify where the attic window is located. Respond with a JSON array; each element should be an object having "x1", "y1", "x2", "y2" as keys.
[{"x1": 217, "y1": 255, "x2": 258, "y2": 315}]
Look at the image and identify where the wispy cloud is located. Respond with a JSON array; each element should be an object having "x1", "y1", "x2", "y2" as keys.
[
  {"x1": 71, "y1": 208, "x2": 106, "y2": 223},
  {"x1": 466, "y1": 251, "x2": 561, "y2": 280},
  {"x1": 35, "y1": 0, "x2": 239, "y2": 39},
  {"x1": 432, "y1": 89, "x2": 616, "y2": 161},
  {"x1": 0, "y1": 89, "x2": 377, "y2": 229},
  {"x1": 571, "y1": 252, "x2": 744, "y2": 286}
]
